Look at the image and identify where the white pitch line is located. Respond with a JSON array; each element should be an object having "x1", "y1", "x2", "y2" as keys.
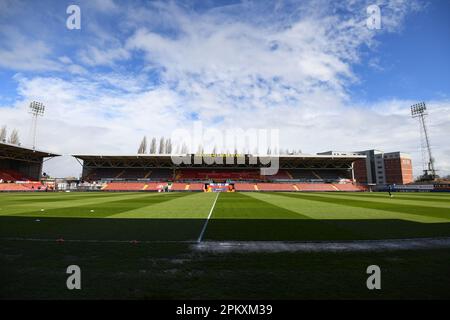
[
  {"x1": 197, "y1": 192, "x2": 220, "y2": 243},
  {"x1": 193, "y1": 237, "x2": 450, "y2": 253},
  {"x1": 0, "y1": 237, "x2": 196, "y2": 244}
]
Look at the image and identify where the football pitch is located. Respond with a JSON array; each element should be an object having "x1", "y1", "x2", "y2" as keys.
[
  {"x1": 1, "y1": 191, "x2": 450, "y2": 299},
  {"x1": 1, "y1": 191, "x2": 450, "y2": 241}
]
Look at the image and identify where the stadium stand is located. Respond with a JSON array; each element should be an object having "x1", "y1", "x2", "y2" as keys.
[
  {"x1": 174, "y1": 169, "x2": 343, "y2": 182},
  {"x1": 296, "y1": 183, "x2": 338, "y2": 191},
  {"x1": 262, "y1": 170, "x2": 291, "y2": 180},
  {"x1": 88, "y1": 181, "x2": 368, "y2": 192},
  {"x1": 84, "y1": 168, "x2": 173, "y2": 181},
  {"x1": 119, "y1": 168, "x2": 151, "y2": 179},
  {"x1": 333, "y1": 183, "x2": 367, "y2": 191},
  {"x1": 83, "y1": 167, "x2": 352, "y2": 184},
  {"x1": 188, "y1": 183, "x2": 206, "y2": 191},
  {"x1": 0, "y1": 142, "x2": 59, "y2": 192},
  {"x1": 234, "y1": 183, "x2": 257, "y2": 191},
  {"x1": 257, "y1": 183, "x2": 296, "y2": 191},
  {"x1": 150, "y1": 168, "x2": 173, "y2": 180},
  {"x1": 0, "y1": 169, "x2": 33, "y2": 181},
  {"x1": 0, "y1": 182, "x2": 44, "y2": 191},
  {"x1": 85, "y1": 168, "x2": 124, "y2": 181},
  {"x1": 170, "y1": 183, "x2": 189, "y2": 191},
  {"x1": 98, "y1": 181, "x2": 207, "y2": 192},
  {"x1": 287, "y1": 169, "x2": 351, "y2": 181},
  {"x1": 0, "y1": 183, "x2": 29, "y2": 191},
  {"x1": 145, "y1": 182, "x2": 168, "y2": 191},
  {"x1": 313, "y1": 170, "x2": 351, "y2": 180},
  {"x1": 103, "y1": 182, "x2": 146, "y2": 191},
  {"x1": 288, "y1": 169, "x2": 318, "y2": 180},
  {"x1": 71, "y1": 154, "x2": 368, "y2": 192},
  {"x1": 176, "y1": 169, "x2": 261, "y2": 181}
]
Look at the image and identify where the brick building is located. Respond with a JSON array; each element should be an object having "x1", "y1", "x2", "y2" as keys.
[
  {"x1": 383, "y1": 152, "x2": 413, "y2": 184},
  {"x1": 318, "y1": 150, "x2": 413, "y2": 185}
]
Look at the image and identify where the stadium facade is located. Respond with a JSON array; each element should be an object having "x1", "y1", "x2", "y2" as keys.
[
  {"x1": 0, "y1": 142, "x2": 59, "y2": 190},
  {"x1": 72, "y1": 153, "x2": 366, "y2": 191},
  {"x1": 1, "y1": 142, "x2": 430, "y2": 192},
  {"x1": 318, "y1": 150, "x2": 413, "y2": 185}
]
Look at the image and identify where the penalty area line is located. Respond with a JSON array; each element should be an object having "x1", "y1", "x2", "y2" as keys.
[{"x1": 197, "y1": 192, "x2": 220, "y2": 243}]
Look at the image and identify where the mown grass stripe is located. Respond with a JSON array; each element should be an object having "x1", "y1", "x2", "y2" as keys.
[
  {"x1": 211, "y1": 192, "x2": 309, "y2": 219},
  {"x1": 109, "y1": 192, "x2": 216, "y2": 218},
  {"x1": 0, "y1": 192, "x2": 124, "y2": 209},
  {"x1": 197, "y1": 192, "x2": 220, "y2": 243},
  {"x1": 275, "y1": 192, "x2": 450, "y2": 221},
  {"x1": 204, "y1": 193, "x2": 368, "y2": 241},
  {"x1": 1, "y1": 192, "x2": 182, "y2": 217},
  {"x1": 323, "y1": 192, "x2": 450, "y2": 204},
  {"x1": 245, "y1": 192, "x2": 446, "y2": 223},
  {"x1": 299, "y1": 192, "x2": 450, "y2": 209}
]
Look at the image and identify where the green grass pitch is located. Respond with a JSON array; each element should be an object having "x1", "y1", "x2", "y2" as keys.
[
  {"x1": 1, "y1": 191, "x2": 449, "y2": 299},
  {"x1": 1, "y1": 191, "x2": 449, "y2": 241}
]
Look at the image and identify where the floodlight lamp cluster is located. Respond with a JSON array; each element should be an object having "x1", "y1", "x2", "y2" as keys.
[
  {"x1": 410, "y1": 102, "x2": 427, "y2": 118},
  {"x1": 29, "y1": 101, "x2": 45, "y2": 116}
]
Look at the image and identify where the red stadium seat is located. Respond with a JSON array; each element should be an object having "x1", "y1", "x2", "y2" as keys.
[
  {"x1": 170, "y1": 183, "x2": 188, "y2": 191},
  {"x1": 295, "y1": 183, "x2": 338, "y2": 191},
  {"x1": 0, "y1": 169, "x2": 34, "y2": 181},
  {"x1": 0, "y1": 182, "x2": 44, "y2": 191},
  {"x1": 0, "y1": 183, "x2": 29, "y2": 191},
  {"x1": 176, "y1": 169, "x2": 262, "y2": 181},
  {"x1": 256, "y1": 183, "x2": 296, "y2": 191},
  {"x1": 189, "y1": 183, "x2": 205, "y2": 191},
  {"x1": 234, "y1": 183, "x2": 257, "y2": 191},
  {"x1": 333, "y1": 183, "x2": 367, "y2": 191},
  {"x1": 103, "y1": 182, "x2": 146, "y2": 191}
]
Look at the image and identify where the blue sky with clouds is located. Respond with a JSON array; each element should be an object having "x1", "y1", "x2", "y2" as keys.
[
  {"x1": 0, "y1": 0, "x2": 449, "y2": 177},
  {"x1": 350, "y1": 0, "x2": 450, "y2": 102}
]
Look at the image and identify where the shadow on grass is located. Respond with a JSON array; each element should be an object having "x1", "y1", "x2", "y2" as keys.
[{"x1": 1, "y1": 216, "x2": 450, "y2": 241}]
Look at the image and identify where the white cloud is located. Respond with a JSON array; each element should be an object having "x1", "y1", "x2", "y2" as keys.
[
  {"x1": 0, "y1": 27, "x2": 61, "y2": 72},
  {"x1": 88, "y1": 0, "x2": 119, "y2": 13},
  {"x1": 1, "y1": 73, "x2": 448, "y2": 178},
  {"x1": 0, "y1": 0, "x2": 448, "y2": 179},
  {"x1": 78, "y1": 45, "x2": 131, "y2": 67}
]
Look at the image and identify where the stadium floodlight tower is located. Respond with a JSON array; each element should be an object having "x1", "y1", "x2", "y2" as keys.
[
  {"x1": 410, "y1": 102, "x2": 437, "y2": 181},
  {"x1": 28, "y1": 101, "x2": 45, "y2": 150}
]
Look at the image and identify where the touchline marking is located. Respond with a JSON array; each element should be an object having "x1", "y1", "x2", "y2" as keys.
[
  {"x1": 193, "y1": 237, "x2": 450, "y2": 253},
  {"x1": 0, "y1": 237, "x2": 196, "y2": 244},
  {"x1": 197, "y1": 192, "x2": 220, "y2": 243}
]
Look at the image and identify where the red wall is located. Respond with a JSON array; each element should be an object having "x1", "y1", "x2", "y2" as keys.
[
  {"x1": 384, "y1": 157, "x2": 413, "y2": 184},
  {"x1": 353, "y1": 159, "x2": 367, "y2": 184}
]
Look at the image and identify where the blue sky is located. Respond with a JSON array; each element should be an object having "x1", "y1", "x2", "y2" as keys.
[
  {"x1": 350, "y1": 0, "x2": 450, "y2": 102},
  {"x1": 0, "y1": 0, "x2": 449, "y2": 177}
]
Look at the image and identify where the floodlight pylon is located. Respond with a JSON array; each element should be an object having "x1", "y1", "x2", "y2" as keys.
[
  {"x1": 28, "y1": 101, "x2": 45, "y2": 150},
  {"x1": 410, "y1": 102, "x2": 436, "y2": 180}
]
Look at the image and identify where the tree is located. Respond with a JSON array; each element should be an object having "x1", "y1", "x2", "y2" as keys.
[
  {"x1": 0, "y1": 126, "x2": 6, "y2": 142},
  {"x1": 159, "y1": 137, "x2": 165, "y2": 154},
  {"x1": 8, "y1": 129, "x2": 20, "y2": 145},
  {"x1": 137, "y1": 136, "x2": 147, "y2": 154},
  {"x1": 165, "y1": 138, "x2": 172, "y2": 154},
  {"x1": 181, "y1": 142, "x2": 188, "y2": 154},
  {"x1": 149, "y1": 137, "x2": 157, "y2": 154},
  {"x1": 272, "y1": 146, "x2": 279, "y2": 155}
]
